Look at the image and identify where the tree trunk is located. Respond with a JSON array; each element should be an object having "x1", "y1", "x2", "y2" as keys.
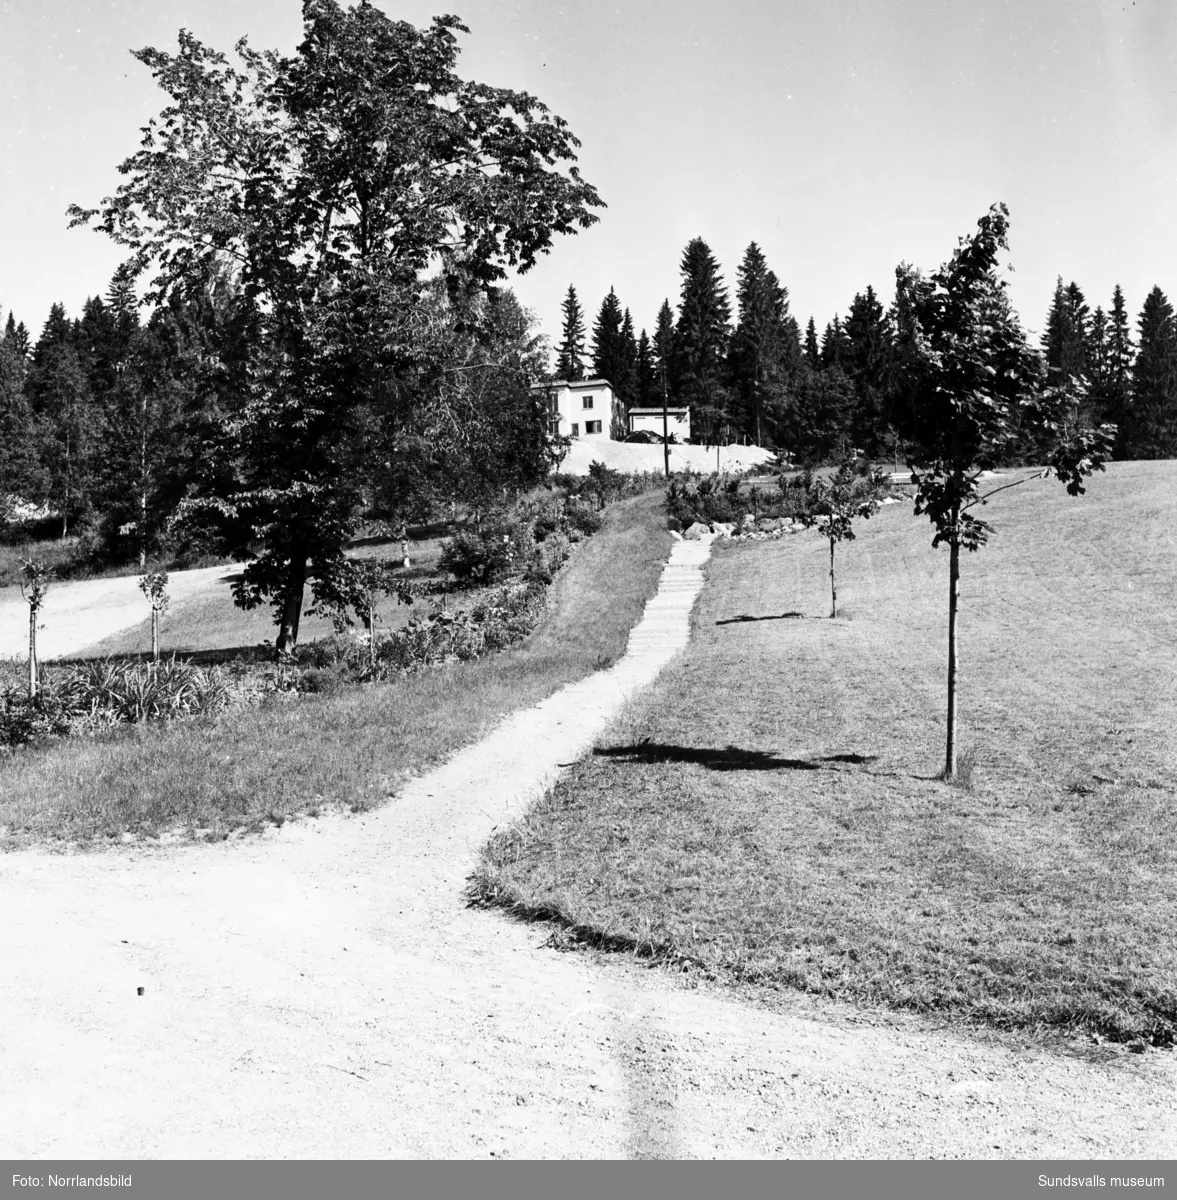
[
  {"x1": 368, "y1": 609, "x2": 376, "y2": 672},
  {"x1": 28, "y1": 607, "x2": 37, "y2": 699},
  {"x1": 275, "y1": 557, "x2": 308, "y2": 657},
  {"x1": 828, "y1": 537, "x2": 837, "y2": 619},
  {"x1": 945, "y1": 527, "x2": 961, "y2": 780},
  {"x1": 140, "y1": 411, "x2": 148, "y2": 570},
  {"x1": 151, "y1": 608, "x2": 160, "y2": 662}
]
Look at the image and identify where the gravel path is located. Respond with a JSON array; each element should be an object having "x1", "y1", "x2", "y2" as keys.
[
  {"x1": 0, "y1": 565, "x2": 236, "y2": 661},
  {"x1": 1, "y1": 535, "x2": 1173, "y2": 1158}
]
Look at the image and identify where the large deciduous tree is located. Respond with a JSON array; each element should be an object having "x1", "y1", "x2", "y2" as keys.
[
  {"x1": 69, "y1": 0, "x2": 603, "y2": 652},
  {"x1": 894, "y1": 203, "x2": 1114, "y2": 781}
]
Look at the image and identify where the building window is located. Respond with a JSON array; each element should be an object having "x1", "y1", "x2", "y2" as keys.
[
  {"x1": 585, "y1": 420, "x2": 602, "y2": 434},
  {"x1": 570, "y1": 422, "x2": 579, "y2": 437},
  {"x1": 582, "y1": 395, "x2": 594, "y2": 409}
]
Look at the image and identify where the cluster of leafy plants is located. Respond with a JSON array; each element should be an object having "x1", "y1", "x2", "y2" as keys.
[
  {"x1": 438, "y1": 493, "x2": 601, "y2": 587},
  {"x1": 665, "y1": 474, "x2": 801, "y2": 528},
  {"x1": 1, "y1": 658, "x2": 232, "y2": 751},
  {"x1": 550, "y1": 461, "x2": 666, "y2": 506}
]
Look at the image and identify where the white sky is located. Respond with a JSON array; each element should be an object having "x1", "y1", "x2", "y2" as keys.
[{"x1": 2, "y1": 0, "x2": 1177, "y2": 350}]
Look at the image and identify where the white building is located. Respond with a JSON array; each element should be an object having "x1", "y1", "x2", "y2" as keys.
[
  {"x1": 627, "y1": 406, "x2": 691, "y2": 442},
  {"x1": 532, "y1": 377, "x2": 625, "y2": 441}
]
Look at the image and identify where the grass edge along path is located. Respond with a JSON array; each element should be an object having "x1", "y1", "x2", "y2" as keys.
[
  {"x1": 0, "y1": 491, "x2": 672, "y2": 848},
  {"x1": 473, "y1": 461, "x2": 1177, "y2": 1049}
]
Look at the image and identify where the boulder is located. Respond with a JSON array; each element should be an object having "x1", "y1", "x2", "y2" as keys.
[
  {"x1": 711, "y1": 521, "x2": 735, "y2": 538},
  {"x1": 740, "y1": 512, "x2": 756, "y2": 530},
  {"x1": 756, "y1": 517, "x2": 782, "y2": 532},
  {"x1": 683, "y1": 521, "x2": 712, "y2": 541}
]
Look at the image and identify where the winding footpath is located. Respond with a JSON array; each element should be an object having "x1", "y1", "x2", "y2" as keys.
[{"x1": 1, "y1": 535, "x2": 1174, "y2": 1158}]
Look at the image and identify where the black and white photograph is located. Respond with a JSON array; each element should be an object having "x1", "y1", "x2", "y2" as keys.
[{"x1": 0, "y1": 0, "x2": 1174, "y2": 1191}]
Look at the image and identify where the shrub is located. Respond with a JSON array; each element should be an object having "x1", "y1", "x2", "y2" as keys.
[
  {"x1": 564, "y1": 501, "x2": 603, "y2": 536},
  {"x1": 1, "y1": 658, "x2": 234, "y2": 750}
]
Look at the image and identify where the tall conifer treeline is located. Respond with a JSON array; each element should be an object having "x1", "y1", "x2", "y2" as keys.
[{"x1": 560, "y1": 247, "x2": 1177, "y2": 462}]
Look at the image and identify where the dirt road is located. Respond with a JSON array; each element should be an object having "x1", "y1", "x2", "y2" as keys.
[
  {"x1": 0, "y1": 565, "x2": 235, "y2": 661},
  {"x1": 1, "y1": 537, "x2": 1173, "y2": 1158}
]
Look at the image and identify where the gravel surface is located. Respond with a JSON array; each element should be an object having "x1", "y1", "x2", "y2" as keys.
[
  {"x1": 0, "y1": 565, "x2": 236, "y2": 661},
  {"x1": 1, "y1": 535, "x2": 1173, "y2": 1158}
]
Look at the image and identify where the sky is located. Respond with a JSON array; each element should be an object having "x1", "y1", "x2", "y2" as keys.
[{"x1": 2, "y1": 0, "x2": 1177, "y2": 354}]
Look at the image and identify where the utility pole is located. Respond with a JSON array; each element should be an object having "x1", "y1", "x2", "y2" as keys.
[{"x1": 661, "y1": 361, "x2": 670, "y2": 479}]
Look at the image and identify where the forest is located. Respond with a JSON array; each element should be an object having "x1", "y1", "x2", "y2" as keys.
[{"x1": 557, "y1": 240, "x2": 1175, "y2": 463}]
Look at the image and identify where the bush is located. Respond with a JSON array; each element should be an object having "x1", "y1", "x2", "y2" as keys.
[
  {"x1": 564, "y1": 500, "x2": 603, "y2": 536},
  {"x1": 1, "y1": 658, "x2": 233, "y2": 751},
  {"x1": 439, "y1": 524, "x2": 515, "y2": 584}
]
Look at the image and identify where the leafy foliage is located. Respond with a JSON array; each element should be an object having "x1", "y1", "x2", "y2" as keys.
[{"x1": 68, "y1": 0, "x2": 603, "y2": 653}]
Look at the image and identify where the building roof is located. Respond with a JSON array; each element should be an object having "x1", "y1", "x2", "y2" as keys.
[
  {"x1": 627, "y1": 406, "x2": 690, "y2": 416},
  {"x1": 530, "y1": 377, "x2": 614, "y2": 391}
]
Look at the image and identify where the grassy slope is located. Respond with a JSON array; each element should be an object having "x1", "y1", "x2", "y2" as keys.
[
  {"x1": 476, "y1": 462, "x2": 1177, "y2": 1044},
  {"x1": 0, "y1": 492, "x2": 671, "y2": 845}
]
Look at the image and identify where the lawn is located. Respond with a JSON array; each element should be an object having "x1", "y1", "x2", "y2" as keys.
[
  {"x1": 0, "y1": 491, "x2": 671, "y2": 845},
  {"x1": 83, "y1": 536, "x2": 451, "y2": 660},
  {"x1": 475, "y1": 461, "x2": 1177, "y2": 1045}
]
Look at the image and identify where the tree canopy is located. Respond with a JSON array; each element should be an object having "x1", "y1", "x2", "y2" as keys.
[{"x1": 69, "y1": 0, "x2": 603, "y2": 650}]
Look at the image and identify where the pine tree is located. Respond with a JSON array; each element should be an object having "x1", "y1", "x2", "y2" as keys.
[
  {"x1": 674, "y1": 237, "x2": 732, "y2": 442},
  {"x1": 556, "y1": 285, "x2": 586, "y2": 381},
  {"x1": 1122, "y1": 286, "x2": 1177, "y2": 458}
]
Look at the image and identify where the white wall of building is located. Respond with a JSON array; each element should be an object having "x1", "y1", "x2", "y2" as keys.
[
  {"x1": 628, "y1": 408, "x2": 692, "y2": 441},
  {"x1": 534, "y1": 379, "x2": 624, "y2": 440}
]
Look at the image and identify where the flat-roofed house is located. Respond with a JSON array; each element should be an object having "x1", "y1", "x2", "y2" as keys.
[
  {"x1": 531, "y1": 378, "x2": 625, "y2": 441},
  {"x1": 628, "y1": 405, "x2": 691, "y2": 442}
]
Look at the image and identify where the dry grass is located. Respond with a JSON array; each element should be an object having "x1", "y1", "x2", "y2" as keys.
[
  {"x1": 475, "y1": 461, "x2": 1177, "y2": 1045},
  {"x1": 0, "y1": 492, "x2": 671, "y2": 845}
]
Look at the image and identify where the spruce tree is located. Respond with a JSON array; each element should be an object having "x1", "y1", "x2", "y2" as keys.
[
  {"x1": 804, "y1": 317, "x2": 820, "y2": 369},
  {"x1": 729, "y1": 241, "x2": 793, "y2": 446},
  {"x1": 653, "y1": 299, "x2": 676, "y2": 399},
  {"x1": 556, "y1": 285, "x2": 586, "y2": 381},
  {"x1": 590, "y1": 287, "x2": 624, "y2": 388},
  {"x1": 1105, "y1": 284, "x2": 1134, "y2": 450},
  {"x1": 618, "y1": 308, "x2": 638, "y2": 408},
  {"x1": 0, "y1": 329, "x2": 44, "y2": 518},
  {"x1": 635, "y1": 329, "x2": 657, "y2": 407},
  {"x1": 674, "y1": 237, "x2": 732, "y2": 442},
  {"x1": 843, "y1": 285, "x2": 892, "y2": 451},
  {"x1": 26, "y1": 309, "x2": 99, "y2": 537},
  {"x1": 1122, "y1": 286, "x2": 1177, "y2": 458},
  {"x1": 1041, "y1": 277, "x2": 1091, "y2": 385}
]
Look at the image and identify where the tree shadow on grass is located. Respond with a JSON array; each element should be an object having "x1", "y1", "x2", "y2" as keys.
[
  {"x1": 715, "y1": 611, "x2": 806, "y2": 625},
  {"x1": 593, "y1": 743, "x2": 880, "y2": 773}
]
